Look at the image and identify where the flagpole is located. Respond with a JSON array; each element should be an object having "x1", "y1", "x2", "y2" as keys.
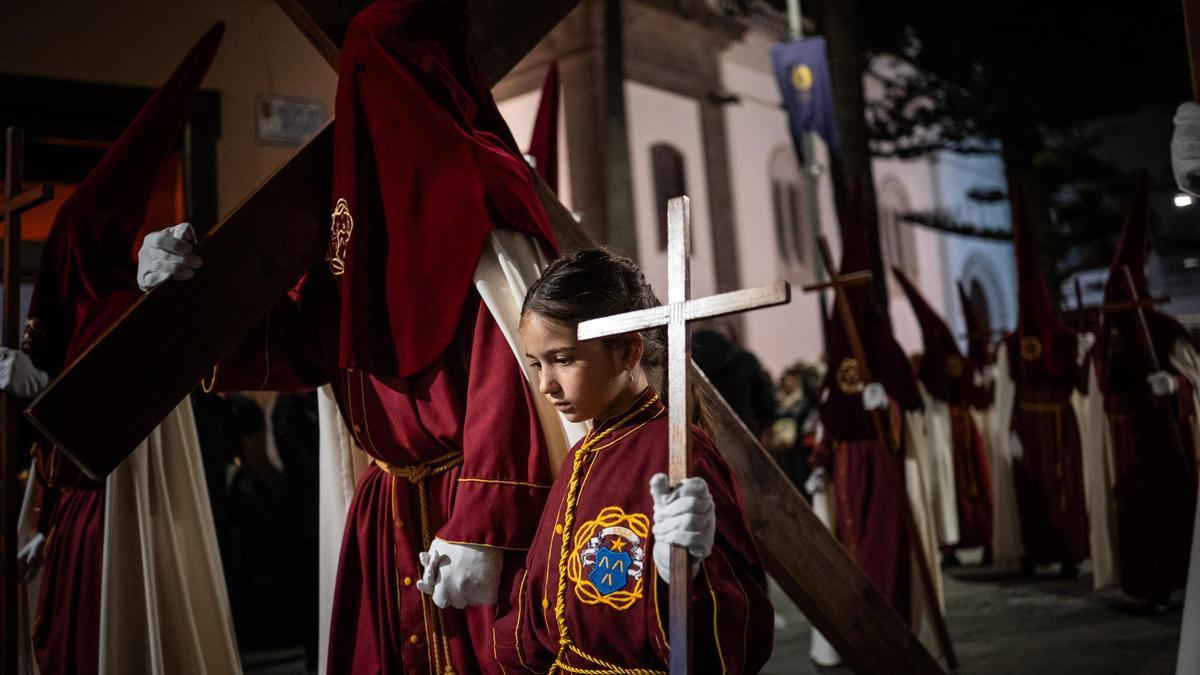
[{"x1": 786, "y1": 0, "x2": 830, "y2": 355}]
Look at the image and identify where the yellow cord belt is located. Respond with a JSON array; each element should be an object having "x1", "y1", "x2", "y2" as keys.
[
  {"x1": 550, "y1": 395, "x2": 667, "y2": 675},
  {"x1": 375, "y1": 451, "x2": 464, "y2": 675}
]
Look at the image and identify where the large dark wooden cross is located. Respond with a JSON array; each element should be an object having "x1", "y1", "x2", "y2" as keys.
[
  {"x1": 2, "y1": 127, "x2": 54, "y2": 675},
  {"x1": 576, "y1": 196, "x2": 789, "y2": 673},
  {"x1": 803, "y1": 234, "x2": 958, "y2": 670},
  {"x1": 24, "y1": 3, "x2": 943, "y2": 672}
]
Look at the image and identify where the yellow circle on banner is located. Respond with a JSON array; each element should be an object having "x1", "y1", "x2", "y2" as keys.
[{"x1": 791, "y1": 64, "x2": 814, "y2": 92}]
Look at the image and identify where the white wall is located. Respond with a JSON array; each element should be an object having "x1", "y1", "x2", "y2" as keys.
[
  {"x1": 0, "y1": 0, "x2": 337, "y2": 222},
  {"x1": 623, "y1": 80, "x2": 719, "y2": 303}
]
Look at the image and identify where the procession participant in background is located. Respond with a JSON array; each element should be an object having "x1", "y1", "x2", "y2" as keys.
[
  {"x1": 9, "y1": 23, "x2": 238, "y2": 674},
  {"x1": 895, "y1": 268, "x2": 992, "y2": 566},
  {"x1": 488, "y1": 248, "x2": 773, "y2": 673},
  {"x1": 137, "y1": 2, "x2": 585, "y2": 672},
  {"x1": 1095, "y1": 179, "x2": 1199, "y2": 609},
  {"x1": 807, "y1": 194, "x2": 945, "y2": 665},
  {"x1": 958, "y1": 283, "x2": 1011, "y2": 569},
  {"x1": 996, "y1": 191, "x2": 1096, "y2": 580}
]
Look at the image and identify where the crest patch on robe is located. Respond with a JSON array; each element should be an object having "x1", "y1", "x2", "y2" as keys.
[
  {"x1": 328, "y1": 197, "x2": 353, "y2": 275},
  {"x1": 568, "y1": 506, "x2": 648, "y2": 610}
]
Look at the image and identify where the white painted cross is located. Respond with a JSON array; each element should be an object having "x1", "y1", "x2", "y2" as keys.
[{"x1": 576, "y1": 195, "x2": 790, "y2": 674}]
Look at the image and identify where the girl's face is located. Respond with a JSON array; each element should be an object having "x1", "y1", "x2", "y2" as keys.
[{"x1": 520, "y1": 312, "x2": 644, "y2": 423}]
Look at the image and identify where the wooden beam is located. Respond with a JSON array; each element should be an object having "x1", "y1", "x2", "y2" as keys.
[{"x1": 27, "y1": 126, "x2": 332, "y2": 477}]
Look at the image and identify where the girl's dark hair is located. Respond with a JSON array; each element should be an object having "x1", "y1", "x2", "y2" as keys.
[
  {"x1": 522, "y1": 247, "x2": 713, "y2": 432},
  {"x1": 521, "y1": 247, "x2": 666, "y2": 374}
]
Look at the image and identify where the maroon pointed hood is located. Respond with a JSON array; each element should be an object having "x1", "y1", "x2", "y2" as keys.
[
  {"x1": 1005, "y1": 187, "x2": 1077, "y2": 383},
  {"x1": 527, "y1": 62, "x2": 559, "y2": 193},
  {"x1": 1103, "y1": 174, "x2": 1151, "y2": 305},
  {"x1": 1096, "y1": 176, "x2": 1187, "y2": 393},
  {"x1": 957, "y1": 280, "x2": 992, "y2": 367},
  {"x1": 819, "y1": 183, "x2": 920, "y2": 438},
  {"x1": 330, "y1": 0, "x2": 557, "y2": 377},
  {"x1": 894, "y1": 267, "x2": 974, "y2": 403},
  {"x1": 22, "y1": 23, "x2": 225, "y2": 375}
]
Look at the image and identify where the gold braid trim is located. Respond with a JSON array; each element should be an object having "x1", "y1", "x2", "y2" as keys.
[
  {"x1": 375, "y1": 451, "x2": 464, "y2": 675},
  {"x1": 550, "y1": 394, "x2": 662, "y2": 675}
]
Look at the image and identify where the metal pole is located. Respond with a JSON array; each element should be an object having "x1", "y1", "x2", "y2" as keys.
[{"x1": 786, "y1": 0, "x2": 831, "y2": 354}]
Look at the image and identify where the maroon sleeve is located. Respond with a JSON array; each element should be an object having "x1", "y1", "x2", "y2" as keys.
[
  {"x1": 647, "y1": 437, "x2": 775, "y2": 672},
  {"x1": 492, "y1": 567, "x2": 556, "y2": 672},
  {"x1": 435, "y1": 301, "x2": 553, "y2": 550}
]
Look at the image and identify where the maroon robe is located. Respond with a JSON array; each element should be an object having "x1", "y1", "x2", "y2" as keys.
[
  {"x1": 1005, "y1": 190, "x2": 1089, "y2": 567},
  {"x1": 894, "y1": 268, "x2": 993, "y2": 550},
  {"x1": 1096, "y1": 179, "x2": 1197, "y2": 601},
  {"x1": 491, "y1": 387, "x2": 773, "y2": 673},
  {"x1": 27, "y1": 447, "x2": 104, "y2": 675},
  {"x1": 211, "y1": 2, "x2": 559, "y2": 671},
  {"x1": 216, "y1": 284, "x2": 551, "y2": 673},
  {"x1": 17, "y1": 25, "x2": 224, "y2": 675}
]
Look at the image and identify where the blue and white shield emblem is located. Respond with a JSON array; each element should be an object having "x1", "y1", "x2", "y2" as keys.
[{"x1": 589, "y1": 546, "x2": 632, "y2": 596}]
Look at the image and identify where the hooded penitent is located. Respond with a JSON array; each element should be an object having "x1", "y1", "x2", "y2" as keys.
[
  {"x1": 1095, "y1": 176, "x2": 1196, "y2": 603},
  {"x1": 893, "y1": 268, "x2": 978, "y2": 406},
  {"x1": 22, "y1": 22, "x2": 225, "y2": 377},
  {"x1": 1002, "y1": 187, "x2": 1090, "y2": 567}
]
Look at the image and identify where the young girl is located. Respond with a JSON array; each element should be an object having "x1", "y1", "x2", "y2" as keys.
[{"x1": 479, "y1": 248, "x2": 773, "y2": 673}]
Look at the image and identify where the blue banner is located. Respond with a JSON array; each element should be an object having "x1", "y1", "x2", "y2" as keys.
[{"x1": 770, "y1": 37, "x2": 839, "y2": 163}]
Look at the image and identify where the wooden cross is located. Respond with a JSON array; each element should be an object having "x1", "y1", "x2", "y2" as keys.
[
  {"x1": 1065, "y1": 276, "x2": 1170, "y2": 331},
  {"x1": 2, "y1": 127, "x2": 53, "y2": 675},
  {"x1": 576, "y1": 196, "x2": 789, "y2": 674},
  {"x1": 805, "y1": 234, "x2": 959, "y2": 671},
  {"x1": 25, "y1": 3, "x2": 945, "y2": 672}
]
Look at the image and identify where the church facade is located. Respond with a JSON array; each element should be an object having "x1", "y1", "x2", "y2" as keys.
[{"x1": 494, "y1": 0, "x2": 1016, "y2": 376}]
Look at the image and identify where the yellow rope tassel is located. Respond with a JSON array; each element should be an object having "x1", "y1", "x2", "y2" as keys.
[{"x1": 376, "y1": 451, "x2": 464, "y2": 674}]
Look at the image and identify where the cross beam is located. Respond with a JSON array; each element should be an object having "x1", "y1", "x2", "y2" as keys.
[
  {"x1": 809, "y1": 234, "x2": 958, "y2": 670},
  {"x1": 26, "y1": 3, "x2": 946, "y2": 672},
  {"x1": 577, "y1": 196, "x2": 789, "y2": 673},
  {"x1": 3, "y1": 127, "x2": 54, "y2": 675}
]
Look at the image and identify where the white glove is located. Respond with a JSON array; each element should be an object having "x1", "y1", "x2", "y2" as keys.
[
  {"x1": 17, "y1": 531, "x2": 45, "y2": 582},
  {"x1": 650, "y1": 473, "x2": 715, "y2": 583},
  {"x1": 1009, "y1": 432, "x2": 1024, "y2": 461},
  {"x1": 1174, "y1": 102, "x2": 1200, "y2": 197},
  {"x1": 1147, "y1": 370, "x2": 1179, "y2": 397},
  {"x1": 861, "y1": 382, "x2": 888, "y2": 411},
  {"x1": 415, "y1": 537, "x2": 502, "y2": 609},
  {"x1": 804, "y1": 467, "x2": 827, "y2": 495},
  {"x1": 0, "y1": 347, "x2": 49, "y2": 399},
  {"x1": 137, "y1": 222, "x2": 202, "y2": 291},
  {"x1": 1076, "y1": 332, "x2": 1096, "y2": 366}
]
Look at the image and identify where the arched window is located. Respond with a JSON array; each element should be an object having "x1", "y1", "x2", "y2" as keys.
[
  {"x1": 651, "y1": 144, "x2": 687, "y2": 251},
  {"x1": 877, "y1": 175, "x2": 918, "y2": 281},
  {"x1": 768, "y1": 146, "x2": 809, "y2": 265},
  {"x1": 960, "y1": 251, "x2": 1010, "y2": 330}
]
